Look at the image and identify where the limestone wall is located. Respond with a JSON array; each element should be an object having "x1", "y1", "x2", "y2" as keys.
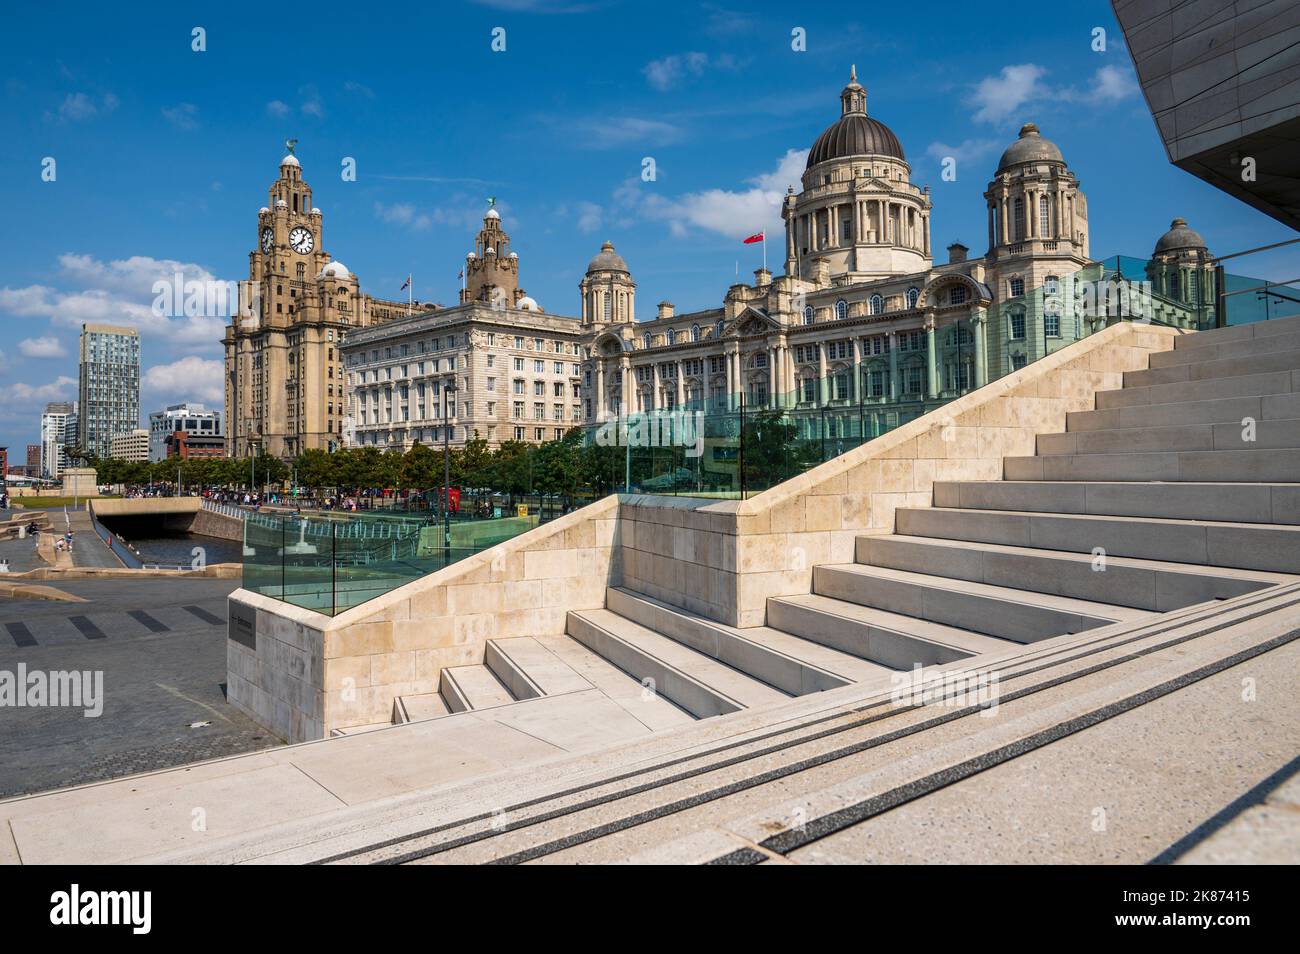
[
  {"x1": 227, "y1": 495, "x2": 621, "y2": 739},
  {"x1": 617, "y1": 322, "x2": 1181, "y2": 626}
]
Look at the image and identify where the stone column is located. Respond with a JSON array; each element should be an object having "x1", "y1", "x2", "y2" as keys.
[
  {"x1": 888, "y1": 332, "x2": 899, "y2": 401},
  {"x1": 817, "y1": 344, "x2": 829, "y2": 405},
  {"x1": 676, "y1": 360, "x2": 685, "y2": 409},
  {"x1": 972, "y1": 309, "x2": 988, "y2": 387},
  {"x1": 851, "y1": 337, "x2": 862, "y2": 403},
  {"x1": 987, "y1": 204, "x2": 996, "y2": 250},
  {"x1": 925, "y1": 314, "x2": 939, "y2": 399},
  {"x1": 1000, "y1": 197, "x2": 1009, "y2": 246},
  {"x1": 595, "y1": 361, "x2": 606, "y2": 420}
]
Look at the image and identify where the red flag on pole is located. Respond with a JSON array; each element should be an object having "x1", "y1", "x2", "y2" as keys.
[{"x1": 742, "y1": 232, "x2": 764, "y2": 244}]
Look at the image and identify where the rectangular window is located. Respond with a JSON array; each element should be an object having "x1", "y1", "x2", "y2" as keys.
[
  {"x1": 1011, "y1": 313, "x2": 1026, "y2": 339},
  {"x1": 1044, "y1": 315, "x2": 1061, "y2": 337}
]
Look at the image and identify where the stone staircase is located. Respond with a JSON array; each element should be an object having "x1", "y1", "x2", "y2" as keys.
[{"x1": 389, "y1": 316, "x2": 1300, "y2": 735}]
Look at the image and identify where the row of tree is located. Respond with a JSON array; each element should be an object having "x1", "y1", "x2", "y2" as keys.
[{"x1": 71, "y1": 411, "x2": 824, "y2": 500}]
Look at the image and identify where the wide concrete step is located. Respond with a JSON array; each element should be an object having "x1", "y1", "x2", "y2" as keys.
[
  {"x1": 1067, "y1": 392, "x2": 1300, "y2": 432},
  {"x1": 392, "y1": 692, "x2": 449, "y2": 724},
  {"x1": 566, "y1": 608, "x2": 790, "y2": 718},
  {"x1": 531, "y1": 635, "x2": 696, "y2": 731},
  {"x1": 1151, "y1": 328, "x2": 1300, "y2": 368},
  {"x1": 895, "y1": 506, "x2": 1300, "y2": 574},
  {"x1": 933, "y1": 479, "x2": 1300, "y2": 525},
  {"x1": 484, "y1": 637, "x2": 592, "y2": 700},
  {"x1": 438, "y1": 664, "x2": 516, "y2": 713},
  {"x1": 1171, "y1": 313, "x2": 1300, "y2": 351},
  {"x1": 1037, "y1": 418, "x2": 1300, "y2": 456},
  {"x1": 765, "y1": 593, "x2": 1013, "y2": 667},
  {"x1": 814, "y1": 562, "x2": 1143, "y2": 643},
  {"x1": 1004, "y1": 447, "x2": 1300, "y2": 482},
  {"x1": 605, "y1": 587, "x2": 860, "y2": 695},
  {"x1": 1123, "y1": 347, "x2": 1300, "y2": 388},
  {"x1": 1094, "y1": 369, "x2": 1298, "y2": 410},
  {"x1": 857, "y1": 533, "x2": 1282, "y2": 611}
]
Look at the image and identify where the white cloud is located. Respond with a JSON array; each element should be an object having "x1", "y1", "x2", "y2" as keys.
[
  {"x1": 0, "y1": 253, "x2": 231, "y2": 349},
  {"x1": 266, "y1": 100, "x2": 291, "y2": 117},
  {"x1": 5, "y1": 375, "x2": 77, "y2": 404},
  {"x1": 374, "y1": 201, "x2": 432, "y2": 231},
  {"x1": 644, "y1": 52, "x2": 709, "y2": 91},
  {"x1": 623, "y1": 148, "x2": 807, "y2": 241},
  {"x1": 18, "y1": 336, "x2": 67, "y2": 359},
  {"x1": 969, "y1": 63, "x2": 1139, "y2": 124},
  {"x1": 300, "y1": 85, "x2": 324, "y2": 118},
  {"x1": 143, "y1": 356, "x2": 224, "y2": 404},
  {"x1": 581, "y1": 116, "x2": 684, "y2": 148},
  {"x1": 47, "y1": 91, "x2": 118, "y2": 123},
  {"x1": 162, "y1": 103, "x2": 199, "y2": 130},
  {"x1": 970, "y1": 64, "x2": 1048, "y2": 124},
  {"x1": 575, "y1": 201, "x2": 603, "y2": 233},
  {"x1": 643, "y1": 52, "x2": 739, "y2": 91}
]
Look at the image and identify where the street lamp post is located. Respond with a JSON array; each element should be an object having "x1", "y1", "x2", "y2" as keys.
[{"x1": 443, "y1": 379, "x2": 457, "y2": 557}]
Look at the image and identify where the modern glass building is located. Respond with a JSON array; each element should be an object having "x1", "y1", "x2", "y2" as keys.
[{"x1": 78, "y1": 323, "x2": 140, "y2": 460}]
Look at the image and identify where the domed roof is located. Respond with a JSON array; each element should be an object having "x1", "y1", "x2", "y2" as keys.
[
  {"x1": 318, "y1": 261, "x2": 350, "y2": 279},
  {"x1": 485, "y1": 208, "x2": 500, "y2": 219},
  {"x1": 280, "y1": 154, "x2": 300, "y2": 167},
  {"x1": 1154, "y1": 217, "x2": 1207, "y2": 254},
  {"x1": 517, "y1": 295, "x2": 539, "y2": 311},
  {"x1": 259, "y1": 206, "x2": 270, "y2": 214},
  {"x1": 997, "y1": 123, "x2": 1064, "y2": 172},
  {"x1": 587, "y1": 240, "x2": 628, "y2": 273},
  {"x1": 806, "y1": 67, "x2": 904, "y2": 169}
]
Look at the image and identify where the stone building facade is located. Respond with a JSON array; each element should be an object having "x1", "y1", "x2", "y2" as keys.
[
  {"x1": 580, "y1": 70, "x2": 1206, "y2": 436},
  {"x1": 223, "y1": 149, "x2": 414, "y2": 459},
  {"x1": 237, "y1": 70, "x2": 1214, "y2": 459}
]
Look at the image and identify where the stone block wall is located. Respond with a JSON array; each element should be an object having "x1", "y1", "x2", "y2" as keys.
[
  {"x1": 228, "y1": 496, "x2": 621, "y2": 739},
  {"x1": 616, "y1": 322, "x2": 1181, "y2": 626}
]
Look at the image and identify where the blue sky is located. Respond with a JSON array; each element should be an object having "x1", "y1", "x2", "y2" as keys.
[{"x1": 2, "y1": 0, "x2": 1296, "y2": 453}]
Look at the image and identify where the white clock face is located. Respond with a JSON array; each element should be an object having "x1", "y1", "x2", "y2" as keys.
[
  {"x1": 289, "y1": 227, "x2": 314, "y2": 254},
  {"x1": 260, "y1": 227, "x2": 273, "y2": 252}
]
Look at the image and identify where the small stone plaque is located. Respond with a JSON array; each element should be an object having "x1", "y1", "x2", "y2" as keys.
[{"x1": 229, "y1": 600, "x2": 257, "y2": 650}]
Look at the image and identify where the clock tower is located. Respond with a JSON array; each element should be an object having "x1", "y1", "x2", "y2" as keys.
[{"x1": 224, "y1": 145, "x2": 410, "y2": 459}]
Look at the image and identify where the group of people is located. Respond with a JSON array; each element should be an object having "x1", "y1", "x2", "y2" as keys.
[{"x1": 51, "y1": 528, "x2": 74, "y2": 553}]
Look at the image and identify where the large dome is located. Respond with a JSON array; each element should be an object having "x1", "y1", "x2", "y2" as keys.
[
  {"x1": 997, "y1": 123, "x2": 1064, "y2": 172},
  {"x1": 587, "y1": 240, "x2": 628, "y2": 273},
  {"x1": 1154, "y1": 217, "x2": 1207, "y2": 254},
  {"x1": 806, "y1": 67, "x2": 904, "y2": 169}
]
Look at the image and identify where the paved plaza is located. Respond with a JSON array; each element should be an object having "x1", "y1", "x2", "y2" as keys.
[{"x1": 0, "y1": 570, "x2": 280, "y2": 798}]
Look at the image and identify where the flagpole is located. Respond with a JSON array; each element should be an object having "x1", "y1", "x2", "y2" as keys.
[
  {"x1": 407, "y1": 274, "x2": 413, "y2": 316},
  {"x1": 762, "y1": 232, "x2": 767, "y2": 272}
]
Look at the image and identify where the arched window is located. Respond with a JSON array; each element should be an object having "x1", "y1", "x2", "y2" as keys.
[
  {"x1": 1039, "y1": 195, "x2": 1051, "y2": 236},
  {"x1": 666, "y1": 329, "x2": 675, "y2": 345},
  {"x1": 803, "y1": 305, "x2": 815, "y2": 325},
  {"x1": 906, "y1": 287, "x2": 919, "y2": 309},
  {"x1": 1013, "y1": 196, "x2": 1025, "y2": 241},
  {"x1": 1188, "y1": 271, "x2": 1199, "y2": 305},
  {"x1": 643, "y1": 333, "x2": 652, "y2": 350},
  {"x1": 1170, "y1": 272, "x2": 1180, "y2": 299},
  {"x1": 869, "y1": 294, "x2": 883, "y2": 315},
  {"x1": 835, "y1": 299, "x2": 848, "y2": 320},
  {"x1": 603, "y1": 292, "x2": 611, "y2": 320},
  {"x1": 715, "y1": 319, "x2": 725, "y2": 338},
  {"x1": 691, "y1": 324, "x2": 700, "y2": 342}
]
